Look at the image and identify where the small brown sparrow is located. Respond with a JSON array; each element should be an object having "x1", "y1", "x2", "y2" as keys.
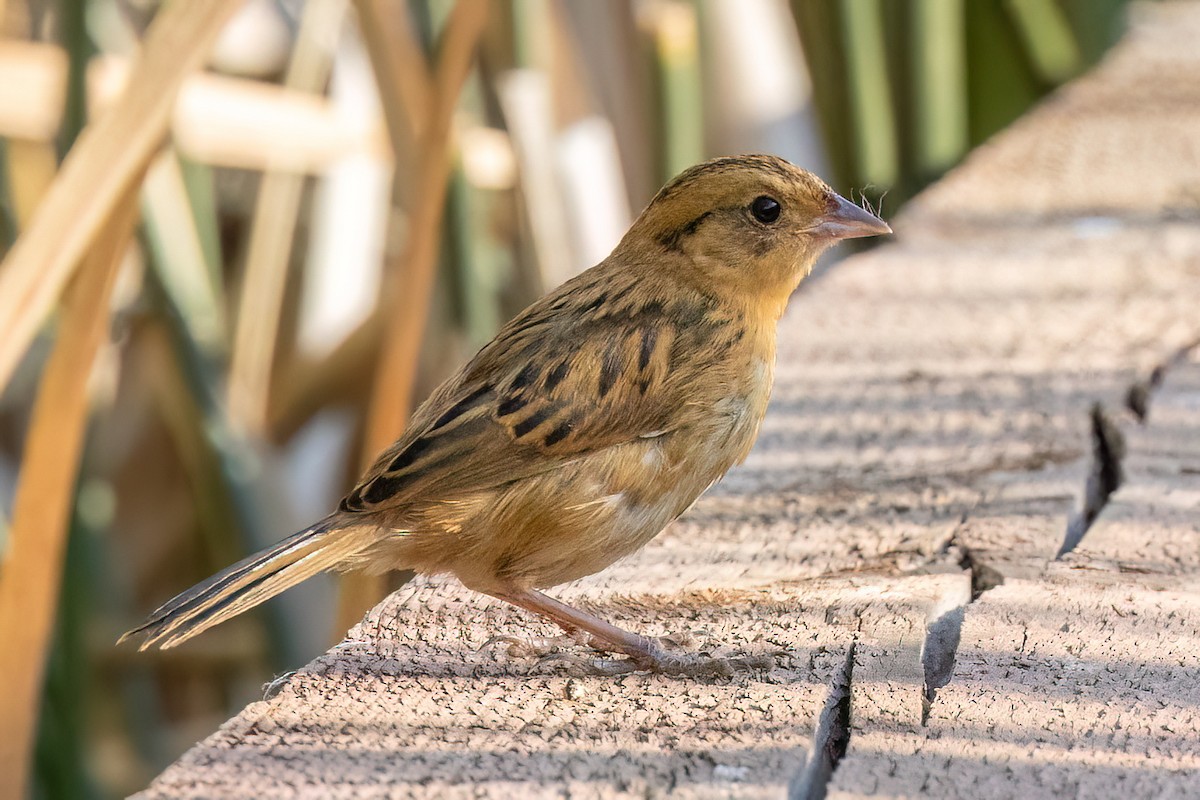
[{"x1": 123, "y1": 154, "x2": 890, "y2": 675}]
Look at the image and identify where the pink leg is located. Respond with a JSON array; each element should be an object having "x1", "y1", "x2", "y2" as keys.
[
  {"x1": 486, "y1": 587, "x2": 773, "y2": 676},
  {"x1": 489, "y1": 587, "x2": 660, "y2": 661}
]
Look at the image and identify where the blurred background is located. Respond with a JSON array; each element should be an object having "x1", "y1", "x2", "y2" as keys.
[{"x1": 0, "y1": 0, "x2": 1128, "y2": 796}]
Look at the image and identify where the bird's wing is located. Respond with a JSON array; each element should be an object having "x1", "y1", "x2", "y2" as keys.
[{"x1": 339, "y1": 275, "x2": 706, "y2": 514}]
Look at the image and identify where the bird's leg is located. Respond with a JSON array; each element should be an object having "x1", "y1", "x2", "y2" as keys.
[
  {"x1": 486, "y1": 587, "x2": 772, "y2": 677},
  {"x1": 489, "y1": 587, "x2": 656, "y2": 658}
]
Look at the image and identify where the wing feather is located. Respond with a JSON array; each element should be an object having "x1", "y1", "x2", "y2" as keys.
[{"x1": 341, "y1": 268, "x2": 729, "y2": 515}]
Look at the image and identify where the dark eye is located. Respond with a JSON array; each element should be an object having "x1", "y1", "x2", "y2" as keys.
[{"x1": 751, "y1": 195, "x2": 781, "y2": 224}]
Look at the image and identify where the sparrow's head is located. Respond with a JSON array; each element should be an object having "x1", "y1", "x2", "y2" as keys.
[{"x1": 625, "y1": 154, "x2": 890, "y2": 308}]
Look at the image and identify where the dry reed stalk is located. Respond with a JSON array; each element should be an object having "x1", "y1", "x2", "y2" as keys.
[
  {"x1": 268, "y1": 309, "x2": 384, "y2": 443},
  {"x1": 228, "y1": 0, "x2": 349, "y2": 434},
  {"x1": 169, "y1": 69, "x2": 390, "y2": 171},
  {"x1": 3, "y1": 138, "x2": 57, "y2": 226},
  {"x1": 0, "y1": 0, "x2": 243, "y2": 394},
  {"x1": 0, "y1": 189, "x2": 141, "y2": 800},
  {"x1": 334, "y1": 0, "x2": 491, "y2": 634},
  {"x1": 498, "y1": 70, "x2": 574, "y2": 290},
  {"x1": 0, "y1": 40, "x2": 67, "y2": 140},
  {"x1": 141, "y1": 149, "x2": 226, "y2": 352},
  {"x1": 353, "y1": 0, "x2": 432, "y2": 171},
  {"x1": 0, "y1": 43, "x2": 388, "y2": 173}
]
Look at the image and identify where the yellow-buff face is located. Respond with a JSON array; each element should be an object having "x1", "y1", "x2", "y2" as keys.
[{"x1": 627, "y1": 154, "x2": 889, "y2": 314}]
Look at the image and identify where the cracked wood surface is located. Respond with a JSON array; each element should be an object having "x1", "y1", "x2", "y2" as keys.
[{"x1": 141, "y1": 4, "x2": 1200, "y2": 797}]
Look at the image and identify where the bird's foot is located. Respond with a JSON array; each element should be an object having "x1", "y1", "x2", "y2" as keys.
[
  {"x1": 479, "y1": 589, "x2": 774, "y2": 677},
  {"x1": 542, "y1": 635, "x2": 775, "y2": 678},
  {"x1": 480, "y1": 629, "x2": 592, "y2": 659},
  {"x1": 599, "y1": 647, "x2": 774, "y2": 678},
  {"x1": 262, "y1": 670, "x2": 298, "y2": 700}
]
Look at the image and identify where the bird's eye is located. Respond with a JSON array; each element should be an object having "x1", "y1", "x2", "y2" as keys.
[{"x1": 751, "y1": 195, "x2": 781, "y2": 224}]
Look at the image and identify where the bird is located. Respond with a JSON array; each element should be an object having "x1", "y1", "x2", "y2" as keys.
[{"x1": 121, "y1": 154, "x2": 890, "y2": 675}]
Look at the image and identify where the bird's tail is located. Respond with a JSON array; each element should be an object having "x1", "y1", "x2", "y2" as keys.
[{"x1": 119, "y1": 515, "x2": 367, "y2": 650}]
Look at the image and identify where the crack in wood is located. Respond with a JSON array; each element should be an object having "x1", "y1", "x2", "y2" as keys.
[
  {"x1": 790, "y1": 643, "x2": 855, "y2": 800},
  {"x1": 1061, "y1": 338, "x2": 1197, "y2": 557},
  {"x1": 920, "y1": 537, "x2": 1002, "y2": 723},
  {"x1": 1059, "y1": 403, "x2": 1126, "y2": 557},
  {"x1": 1125, "y1": 337, "x2": 1200, "y2": 422},
  {"x1": 921, "y1": 604, "x2": 965, "y2": 724}
]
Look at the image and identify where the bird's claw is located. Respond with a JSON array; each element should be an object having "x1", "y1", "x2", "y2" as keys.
[
  {"x1": 480, "y1": 630, "x2": 590, "y2": 659},
  {"x1": 484, "y1": 625, "x2": 774, "y2": 677},
  {"x1": 569, "y1": 650, "x2": 774, "y2": 678},
  {"x1": 262, "y1": 670, "x2": 298, "y2": 700},
  {"x1": 625, "y1": 640, "x2": 776, "y2": 677},
  {"x1": 535, "y1": 636, "x2": 776, "y2": 678}
]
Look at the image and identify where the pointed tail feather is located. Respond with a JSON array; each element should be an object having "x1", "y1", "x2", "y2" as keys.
[{"x1": 119, "y1": 516, "x2": 367, "y2": 650}]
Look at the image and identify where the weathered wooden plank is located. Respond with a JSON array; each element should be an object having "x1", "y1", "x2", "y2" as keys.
[{"x1": 140, "y1": 3, "x2": 1200, "y2": 797}]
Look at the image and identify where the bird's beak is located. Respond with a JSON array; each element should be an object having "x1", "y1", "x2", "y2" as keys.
[{"x1": 813, "y1": 193, "x2": 892, "y2": 240}]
